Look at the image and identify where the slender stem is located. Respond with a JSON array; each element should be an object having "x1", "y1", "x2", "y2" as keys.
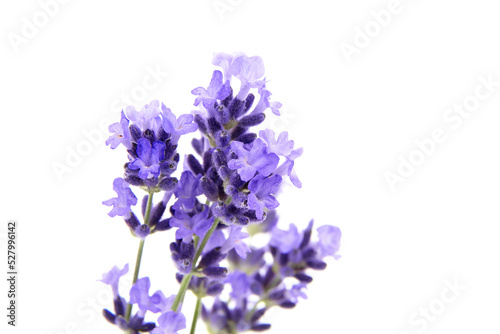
[
  {"x1": 124, "y1": 192, "x2": 154, "y2": 321},
  {"x1": 190, "y1": 296, "x2": 202, "y2": 334},
  {"x1": 144, "y1": 192, "x2": 154, "y2": 226},
  {"x1": 171, "y1": 218, "x2": 220, "y2": 312},
  {"x1": 125, "y1": 238, "x2": 145, "y2": 320},
  {"x1": 171, "y1": 272, "x2": 193, "y2": 312}
]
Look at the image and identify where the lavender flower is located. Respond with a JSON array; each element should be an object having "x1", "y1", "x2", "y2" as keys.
[
  {"x1": 247, "y1": 174, "x2": 281, "y2": 220},
  {"x1": 106, "y1": 110, "x2": 132, "y2": 149},
  {"x1": 102, "y1": 178, "x2": 137, "y2": 218},
  {"x1": 170, "y1": 205, "x2": 214, "y2": 241},
  {"x1": 220, "y1": 225, "x2": 251, "y2": 259},
  {"x1": 129, "y1": 277, "x2": 174, "y2": 316},
  {"x1": 125, "y1": 100, "x2": 162, "y2": 132},
  {"x1": 317, "y1": 225, "x2": 342, "y2": 259},
  {"x1": 191, "y1": 70, "x2": 231, "y2": 108},
  {"x1": 153, "y1": 311, "x2": 186, "y2": 334},
  {"x1": 161, "y1": 104, "x2": 198, "y2": 145},
  {"x1": 128, "y1": 139, "x2": 166, "y2": 179},
  {"x1": 269, "y1": 223, "x2": 302, "y2": 254},
  {"x1": 228, "y1": 139, "x2": 279, "y2": 182},
  {"x1": 100, "y1": 263, "x2": 129, "y2": 298}
]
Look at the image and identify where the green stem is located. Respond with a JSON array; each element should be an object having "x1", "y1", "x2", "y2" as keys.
[
  {"x1": 125, "y1": 238, "x2": 145, "y2": 320},
  {"x1": 171, "y1": 218, "x2": 220, "y2": 312},
  {"x1": 193, "y1": 218, "x2": 220, "y2": 265},
  {"x1": 190, "y1": 296, "x2": 202, "y2": 334},
  {"x1": 144, "y1": 192, "x2": 154, "y2": 226},
  {"x1": 124, "y1": 192, "x2": 154, "y2": 321},
  {"x1": 171, "y1": 272, "x2": 193, "y2": 312}
]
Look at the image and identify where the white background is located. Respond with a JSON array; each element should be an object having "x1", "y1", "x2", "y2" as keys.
[{"x1": 1, "y1": 0, "x2": 500, "y2": 333}]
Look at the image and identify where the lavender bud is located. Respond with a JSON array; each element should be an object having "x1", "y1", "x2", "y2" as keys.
[
  {"x1": 202, "y1": 266, "x2": 228, "y2": 279},
  {"x1": 187, "y1": 154, "x2": 204, "y2": 176},
  {"x1": 158, "y1": 177, "x2": 178, "y2": 191},
  {"x1": 239, "y1": 113, "x2": 265, "y2": 127}
]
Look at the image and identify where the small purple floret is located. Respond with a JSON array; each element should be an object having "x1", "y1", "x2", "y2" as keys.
[
  {"x1": 100, "y1": 263, "x2": 129, "y2": 298},
  {"x1": 102, "y1": 178, "x2": 137, "y2": 218},
  {"x1": 228, "y1": 139, "x2": 279, "y2": 182}
]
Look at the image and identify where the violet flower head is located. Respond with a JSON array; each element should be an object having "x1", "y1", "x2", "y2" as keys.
[
  {"x1": 102, "y1": 178, "x2": 137, "y2": 218},
  {"x1": 128, "y1": 138, "x2": 166, "y2": 180},
  {"x1": 100, "y1": 263, "x2": 129, "y2": 298},
  {"x1": 153, "y1": 311, "x2": 186, "y2": 334},
  {"x1": 228, "y1": 139, "x2": 279, "y2": 182},
  {"x1": 106, "y1": 110, "x2": 132, "y2": 149},
  {"x1": 270, "y1": 223, "x2": 302, "y2": 254},
  {"x1": 161, "y1": 103, "x2": 198, "y2": 145},
  {"x1": 247, "y1": 174, "x2": 281, "y2": 220}
]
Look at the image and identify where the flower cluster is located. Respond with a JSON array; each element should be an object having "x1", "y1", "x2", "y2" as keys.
[{"x1": 99, "y1": 53, "x2": 341, "y2": 334}]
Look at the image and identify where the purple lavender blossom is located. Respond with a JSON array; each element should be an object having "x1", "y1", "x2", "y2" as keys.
[
  {"x1": 191, "y1": 70, "x2": 231, "y2": 108},
  {"x1": 259, "y1": 129, "x2": 302, "y2": 159},
  {"x1": 203, "y1": 229, "x2": 226, "y2": 253},
  {"x1": 212, "y1": 52, "x2": 236, "y2": 82},
  {"x1": 247, "y1": 174, "x2": 281, "y2": 220},
  {"x1": 100, "y1": 263, "x2": 129, "y2": 298},
  {"x1": 225, "y1": 270, "x2": 252, "y2": 302},
  {"x1": 289, "y1": 283, "x2": 308, "y2": 303},
  {"x1": 251, "y1": 84, "x2": 281, "y2": 116},
  {"x1": 260, "y1": 129, "x2": 303, "y2": 188},
  {"x1": 220, "y1": 226, "x2": 251, "y2": 259},
  {"x1": 105, "y1": 110, "x2": 132, "y2": 149},
  {"x1": 230, "y1": 54, "x2": 266, "y2": 98},
  {"x1": 170, "y1": 205, "x2": 213, "y2": 241},
  {"x1": 128, "y1": 138, "x2": 166, "y2": 179},
  {"x1": 172, "y1": 171, "x2": 203, "y2": 211},
  {"x1": 125, "y1": 100, "x2": 162, "y2": 132},
  {"x1": 317, "y1": 225, "x2": 342, "y2": 259},
  {"x1": 228, "y1": 139, "x2": 279, "y2": 182},
  {"x1": 275, "y1": 160, "x2": 302, "y2": 188},
  {"x1": 153, "y1": 311, "x2": 186, "y2": 334},
  {"x1": 161, "y1": 104, "x2": 198, "y2": 145},
  {"x1": 269, "y1": 223, "x2": 302, "y2": 254},
  {"x1": 129, "y1": 277, "x2": 174, "y2": 316},
  {"x1": 102, "y1": 178, "x2": 137, "y2": 218}
]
